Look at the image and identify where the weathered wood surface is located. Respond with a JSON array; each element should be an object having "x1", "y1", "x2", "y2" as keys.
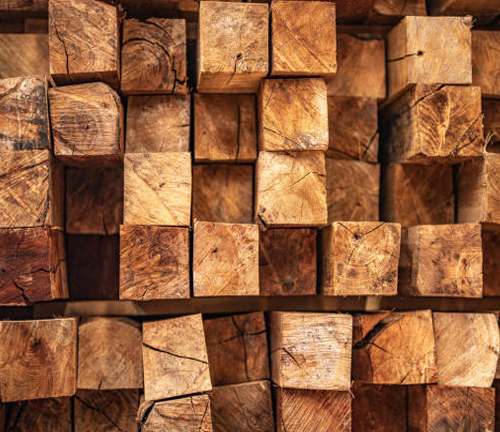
[
  {"x1": 321, "y1": 221, "x2": 401, "y2": 296},
  {"x1": 210, "y1": 381, "x2": 274, "y2": 432},
  {"x1": 49, "y1": 82, "x2": 123, "y2": 165},
  {"x1": 0, "y1": 149, "x2": 63, "y2": 228},
  {"x1": 49, "y1": 0, "x2": 120, "y2": 87},
  {"x1": 400, "y1": 223, "x2": 483, "y2": 297},
  {"x1": 77, "y1": 317, "x2": 143, "y2": 390},
  {"x1": 326, "y1": 33, "x2": 385, "y2": 99},
  {"x1": 387, "y1": 16, "x2": 472, "y2": 99},
  {"x1": 124, "y1": 152, "x2": 191, "y2": 226},
  {"x1": 352, "y1": 310, "x2": 438, "y2": 384},
  {"x1": 194, "y1": 94, "x2": 257, "y2": 162},
  {"x1": 472, "y1": 31, "x2": 500, "y2": 98},
  {"x1": 259, "y1": 228, "x2": 317, "y2": 296},
  {"x1": 126, "y1": 95, "x2": 190, "y2": 153},
  {"x1": 258, "y1": 78, "x2": 328, "y2": 151},
  {"x1": 381, "y1": 84, "x2": 484, "y2": 164},
  {"x1": 0, "y1": 34, "x2": 48, "y2": 79},
  {"x1": 193, "y1": 221, "x2": 259, "y2": 296},
  {"x1": 120, "y1": 225, "x2": 190, "y2": 300},
  {"x1": 270, "y1": 312, "x2": 352, "y2": 390},
  {"x1": 381, "y1": 163, "x2": 454, "y2": 227},
  {"x1": 0, "y1": 227, "x2": 67, "y2": 305},
  {"x1": 142, "y1": 314, "x2": 211, "y2": 401},
  {"x1": 483, "y1": 230, "x2": 500, "y2": 297},
  {"x1": 197, "y1": 1, "x2": 268, "y2": 93},
  {"x1": 204, "y1": 312, "x2": 269, "y2": 386},
  {"x1": 0, "y1": 318, "x2": 77, "y2": 402},
  {"x1": 192, "y1": 164, "x2": 253, "y2": 223},
  {"x1": 326, "y1": 159, "x2": 380, "y2": 223},
  {"x1": 256, "y1": 151, "x2": 328, "y2": 227},
  {"x1": 270, "y1": 1, "x2": 336, "y2": 77},
  {"x1": 66, "y1": 167, "x2": 122, "y2": 235},
  {"x1": 276, "y1": 388, "x2": 351, "y2": 432},
  {"x1": 0, "y1": 76, "x2": 50, "y2": 152},
  {"x1": 433, "y1": 312, "x2": 499, "y2": 387},
  {"x1": 121, "y1": 18, "x2": 187, "y2": 94}
]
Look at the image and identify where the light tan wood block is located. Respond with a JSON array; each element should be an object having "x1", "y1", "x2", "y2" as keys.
[
  {"x1": 0, "y1": 34, "x2": 49, "y2": 79},
  {"x1": 472, "y1": 31, "x2": 500, "y2": 98}
]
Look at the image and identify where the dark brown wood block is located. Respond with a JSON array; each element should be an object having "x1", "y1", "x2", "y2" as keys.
[
  {"x1": 194, "y1": 94, "x2": 257, "y2": 162},
  {"x1": 408, "y1": 385, "x2": 495, "y2": 432},
  {"x1": 77, "y1": 317, "x2": 143, "y2": 390},
  {"x1": 24, "y1": 18, "x2": 48, "y2": 33},
  {"x1": 193, "y1": 164, "x2": 253, "y2": 224},
  {"x1": 365, "y1": 0, "x2": 427, "y2": 24},
  {"x1": 0, "y1": 227, "x2": 67, "y2": 305},
  {"x1": 49, "y1": 82, "x2": 123, "y2": 166},
  {"x1": 0, "y1": 0, "x2": 47, "y2": 18},
  {"x1": 49, "y1": 0, "x2": 119, "y2": 87},
  {"x1": 66, "y1": 167, "x2": 122, "y2": 235},
  {"x1": 126, "y1": 95, "x2": 190, "y2": 153},
  {"x1": 0, "y1": 75, "x2": 50, "y2": 152},
  {"x1": 276, "y1": 388, "x2": 351, "y2": 432},
  {"x1": 326, "y1": 159, "x2": 379, "y2": 223},
  {"x1": 483, "y1": 229, "x2": 500, "y2": 297},
  {"x1": 473, "y1": 31, "x2": 500, "y2": 98},
  {"x1": 0, "y1": 149, "x2": 63, "y2": 228},
  {"x1": 0, "y1": 34, "x2": 49, "y2": 79},
  {"x1": 259, "y1": 228, "x2": 316, "y2": 296},
  {"x1": 121, "y1": 18, "x2": 187, "y2": 94},
  {"x1": 204, "y1": 312, "x2": 269, "y2": 386},
  {"x1": 74, "y1": 389, "x2": 138, "y2": 432},
  {"x1": 429, "y1": 0, "x2": 500, "y2": 26},
  {"x1": 210, "y1": 381, "x2": 274, "y2": 432},
  {"x1": 484, "y1": 99, "x2": 500, "y2": 151},
  {"x1": 5, "y1": 398, "x2": 71, "y2": 432},
  {"x1": 351, "y1": 383, "x2": 406, "y2": 432},
  {"x1": 381, "y1": 163, "x2": 454, "y2": 227},
  {"x1": 0, "y1": 318, "x2": 77, "y2": 402},
  {"x1": 335, "y1": 0, "x2": 376, "y2": 23},
  {"x1": 120, "y1": 225, "x2": 190, "y2": 300}
]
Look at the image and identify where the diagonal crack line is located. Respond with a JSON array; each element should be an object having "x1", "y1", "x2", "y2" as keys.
[
  {"x1": 387, "y1": 51, "x2": 424, "y2": 62},
  {"x1": 142, "y1": 342, "x2": 208, "y2": 364},
  {"x1": 11, "y1": 279, "x2": 32, "y2": 306},
  {"x1": 52, "y1": 21, "x2": 73, "y2": 82}
]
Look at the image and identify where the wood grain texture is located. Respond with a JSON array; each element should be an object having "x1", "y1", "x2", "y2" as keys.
[
  {"x1": 327, "y1": 96, "x2": 378, "y2": 162},
  {"x1": 387, "y1": 16, "x2": 472, "y2": 99},
  {"x1": 483, "y1": 230, "x2": 500, "y2": 297},
  {"x1": 484, "y1": 99, "x2": 500, "y2": 151},
  {"x1": 259, "y1": 228, "x2": 316, "y2": 296},
  {"x1": 120, "y1": 225, "x2": 190, "y2": 300},
  {"x1": 258, "y1": 78, "x2": 328, "y2": 151},
  {"x1": 429, "y1": 0, "x2": 500, "y2": 25},
  {"x1": 352, "y1": 310, "x2": 438, "y2": 384},
  {"x1": 121, "y1": 18, "x2": 187, "y2": 94},
  {"x1": 197, "y1": 1, "x2": 268, "y2": 93},
  {"x1": 210, "y1": 381, "x2": 274, "y2": 432},
  {"x1": 67, "y1": 234, "x2": 119, "y2": 300},
  {"x1": 270, "y1": 312, "x2": 352, "y2": 390},
  {"x1": 335, "y1": 0, "x2": 376, "y2": 23},
  {"x1": 193, "y1": 164, "x2": 253, "y2": 223},
  {"x1": 367, "y1": 0, "x2": 427, "y2": 24},
  {"x1": 321, "y1": 222, "x2": 401, "y2": 296},
  {"x1": 49, "y1": 0, "x2": 119, "y2": 87},
  {"x1": 142, "y1": 314, "x2": 211, "y2": 401},
  {"x1": 204, "y1": 312, "x2": 269, "y2": 386},
  {"x1": 66, "y1": 167, "x2": 122, "y2": 235},
  {"x1": 326, "y1": 159, "x2": 380, "y2": 223},
  {"x1": 271, "y1": 1, "x2": 336, "y2": 77},
  {"x1": 193, "y1": 221, "x2": 259, "y2": 296},
  {"x1": 0, "y1": 34, "x2": 48, "y2": 79},
  {"x1": 433, "y1": 312, "x2": 499, "y2": 387},
  {"x1": 381, "y1": 163, "x2": 454, "y2": 227},
  {"x1": 0, "y1": 149, "x2": 63, "y2": 228},
  {"x1": 472, "y1": 31, "x2": 500, "y2": 98},
  {"x1": 0, "y1": 227, "x2": 67, "y2": 305},
  {"x1": 141, "y1": 394, "x2": 213, "y2": 432},
  {"x1": 49, "y1": 82, "x2": 123, "y2": 165},
  {"x1": 381, "y1": 84, "x2": 484, "y2": 164},
  {"x1": 400, "y1": 223, "x2": 483, "y2": 297},
  {"x1": 77, "y1": 317, "x2": 143, "y2": 390},
  {"x1": 408, "y1": 385, "x2": 495, "y2": 432},
  {"x1": 0, "y1": 318, "x2": 77, "y2": 402},
  {"x1": 256, "y1": 151, "x2": 328, "y2": 227},
  {"x1": 0, "y1": 0, "x2": 47, "y2": 17},
  {"x1": 126, "y1": 95, "x2": 190, "y2": 153},
  {"x1": 0, "y1": 76, "x2": 49, "y2": 152},
  {"x1": 74, "y1": 389, "x2": 138, "y2": 432},
  {"x1": 124, "y1": 152, "x2": 191, "y2": 226},
  {"x1": 276, "y1": 388, "x2": 351, "y2": 432},
  {"x1": 326, "y1": 34, "x2": 385, "y2": 99},
  {"x1": 194, "y1": 94, "x2": 257, "y2": 162},
  {"x1": 351, "y1": 383, "x2": 406, "y2": 432},
  {"x1": 5, "y1": 397, "x2": 71, "y2": 432}
]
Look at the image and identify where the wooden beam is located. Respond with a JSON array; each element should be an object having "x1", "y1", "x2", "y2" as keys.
[
  {"x1": 0, "y1": 0, "x2": 47, "y2": 18},
  {"x1": 366, "y1": 0, "x2": 427, "y2": 24},
  {"x1": 472, "y1": 31, "x2": 500, "y2": 98},
  {"x1": 0, "y1": 34, "x2": 48, "y2": 79},
  {"x1": 483, "y1": 229, "x2": 500, "y2": 297},
  {"x1": 24, "y1": 18, "x2": 48, "y2": 33},
  {"x1": 483, "y1": 99, "x2": 500, "y2": 150},
  {"x1": 428, "y1": 0, "x2": 500, "y2": 26}
]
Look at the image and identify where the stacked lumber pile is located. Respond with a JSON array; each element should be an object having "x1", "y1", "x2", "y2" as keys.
[{"x1": 1, "y1": 0, "x2": 500, "y2": 430}]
